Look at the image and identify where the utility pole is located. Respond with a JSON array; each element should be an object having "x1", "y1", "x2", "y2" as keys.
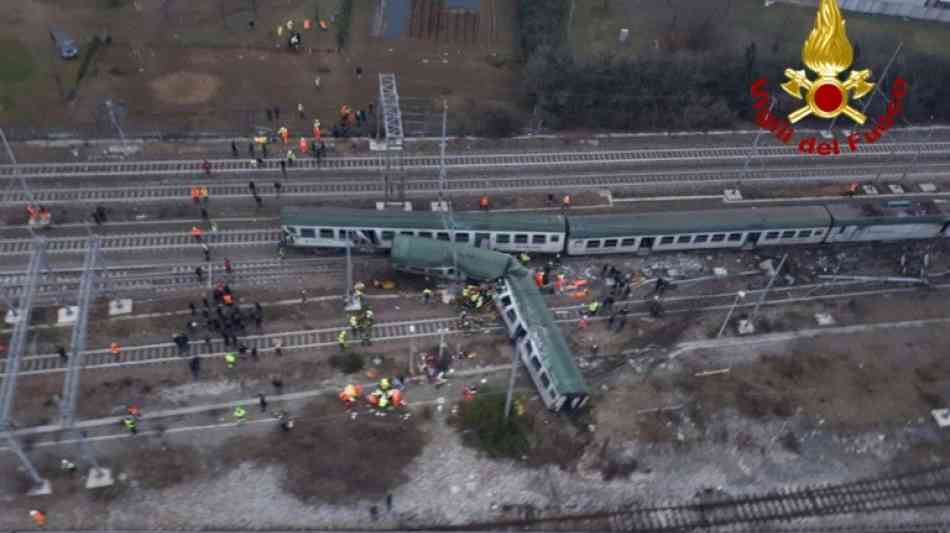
[
  {"x1": 749, "y1": 253, "x2": 788, "y2": 324},
  {"x1": 825, "y1": 42, "x2": 903, "y2": 136},
  {"x1": 741, "y1": 97, "x2": 775, "y2": 182},
  {"x1": 716, "y1": 290, "x2": 747, "y2": 338},
  {"x1": 104, "y1": 99, "x2": 133, "y2": 157},
  {"x1": 377, "y1": 74, "x2": 405, "y2": 204},
  {"x1": 438, "y1": 99, "x2": 460, "y2": 285},
  {"x1": 504, "y1": 328, "x2": 526, "y2": 423}
]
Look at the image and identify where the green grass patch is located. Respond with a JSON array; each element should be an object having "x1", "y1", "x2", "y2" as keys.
[
  {"x1": 336, "y1": 0, "x2": 353, "y2": 49},
  {"x1": 0, "y1": 39, "x2": 35, "y2": 83},
  {"x1": 454, "y1": 389, "x2": 531, "y2": 459},
  {"x1": 570, "y1": 0, "x2": 950, "y2": 63}
]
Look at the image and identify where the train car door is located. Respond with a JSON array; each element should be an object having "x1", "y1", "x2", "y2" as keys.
[{"x1": 746, "y1": 232, "x2": 761, "y2": 246}]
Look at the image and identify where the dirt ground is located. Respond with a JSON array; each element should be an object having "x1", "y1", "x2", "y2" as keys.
[{"x1": 0, "y1": 0, "x2": 517, "y2": 136}]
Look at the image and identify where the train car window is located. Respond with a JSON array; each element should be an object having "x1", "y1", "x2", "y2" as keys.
[
  {"x1": 532, "y1": 235, "x2": 546, "y2": 244},
  {"x1": 437, "y1": 232, "x2": 450, "y2": 241},
  {"x1": 540, "y1": 372, "x2": 551, "y2": 388},
  {"x1": 814, "y1": 229, "x2": 824, "y2": 236},
  {"x1": 621, "y1": 238, "x2": 636, "y2": 247},
  {"x1": 418, "y1": 232, "x2": 433, "y2": 239},
  {"x1": 400, "y1": 231, "x2": 414, "y2": 236},
  {"x1": 586, "y1": 240, "x2": 601, "y2": 248},
  {"x1": 781, "y1": 230, "x2": 796, "y2": 239},
  {"x1": 515, "y1": 234, "x2": 528, "y2": 244},
  {"x1": 695, "y1": 235, "x2": 709, "y2": 243},
  {"x1": 501, "y1": 296, "x2": 512, "y2": 306},
  {"x1": 660, "y1": 236, "x2": 675, "y2": 245},
  {"x1": 797, "y1": 230, "x2": 812, "y2": 238},
  {"x1": 475, "y1": 233, "x2": 490, "y2": 245},
  {"x1": 551, "y1": 235, "x2": 560, "y2": 243},
  {"x1": 496, "y1": 234, "x2": 511, "y2": 244},
  {"x1": 525, "y1": 340, "x2": 534, "y2": 353},
  {"x1": 530, "y1": 356, "x2": 542, "y2": 371},
  {"x1": 287, "y1": 227, "x2": 298, "y2": 234},
  {"x1": 677, "y1": 235, "x2": 691, "y2": 244},
  {"x1": 455, "y1": 233, "x2": 470, "y2": 243},
  {"x1": 765, "y1": 231, "x2": 779, "y2": 239},
  {"x1": 506, "y1": 308, "x2": 517, "y2": 322},
  {"x1": 604, "y1": 239, "x2": 618, "y2": 248},
  {"x1": 319, "y1": 229, "x2": 333, "y2": 238},
  {"x1": 837, "y1": 226, "x2": 847, "y2": 234},
  {"x1": 301, "y1": 228, "x2": 316, "y2": 238},
  {"x1": 381, "y1": 231, "x2": 395, "y2": 240},
  {"x1": 711, "y1": 234, "x2": 726, "y2": 242},
  {"x1": 729, "y1": 233, "x2": 743, "y2": 241}
]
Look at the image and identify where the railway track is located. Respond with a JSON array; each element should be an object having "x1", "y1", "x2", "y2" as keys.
[
  {"x1": 4, "y1": 162, "x2": 950, "y2": 206},
  {"x1": 446, "y1": 465, "x2": 950, "y2": 531},
  {"x1": 3, "y1": 142, "x2": 950, "y2": 179},
  {"x1": 0, "y1": 229, "x2": 279, "y2": 256},
  {"x1": 0, "y1": 258, "x2": 358, "y2": 302},
  {"x1": 2, "y1": 279, "x2": 941, "y2": 377}
]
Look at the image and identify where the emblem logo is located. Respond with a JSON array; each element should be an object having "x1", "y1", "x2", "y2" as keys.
[{"x1": 780, "y1": 0, "x2": 874, "y2": 124}]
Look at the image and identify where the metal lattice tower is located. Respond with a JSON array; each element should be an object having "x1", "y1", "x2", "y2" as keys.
[
  {"x1": 0, "y1": 240, "x2": 51, "y2": 494},
  {"x1": 378, "y1": 73, "x2": 406, "y2": 203},
  {"x1": 60, "y1": 237, "x2": 107, "y2": 427}
]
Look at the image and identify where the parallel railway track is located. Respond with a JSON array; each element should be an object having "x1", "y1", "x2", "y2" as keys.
[
  {"x1": 2, "y1": 142, "x2": 950, "y2": 179},
  {"x1": 3, "y1": 163, "x2": 950, "y2": 206},
  {"x1": 2, "y1": 279, "x2": 940, "y2": 377},
  {"x1": 444, "y1": 466, "x2": 950, "y2": 531},
  {"x1": 0, "y1": 229, "x2": 279, "y2": 256}
]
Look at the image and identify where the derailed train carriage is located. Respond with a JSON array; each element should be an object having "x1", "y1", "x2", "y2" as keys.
[
  {"x1": 390, "y1": 235, "x2": 590, "y2": 412},
  {"x1": 280, "y1": 201, "x2": 950, "y2": 257}
]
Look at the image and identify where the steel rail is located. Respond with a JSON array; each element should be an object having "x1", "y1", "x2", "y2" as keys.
[
  {"x1": 3, "y1": 163, "x2": 950, "y2": 206},
  {"x1": 1, "y1": 279, "x2": 942, "y2": 377},
  {"x1": 3, "y1": 142, "x2": 950, "y2": 179}
]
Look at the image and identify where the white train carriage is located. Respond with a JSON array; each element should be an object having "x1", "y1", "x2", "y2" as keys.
[
  {"x1": 824, "y1": 202, "x2": 950, "y2": 243},
  {"x1": 280, "y1": 207, "x2": 567, "y2": 254},
  {"x1": 565, "y1": 206, "x2": 832, "y2": 255}
]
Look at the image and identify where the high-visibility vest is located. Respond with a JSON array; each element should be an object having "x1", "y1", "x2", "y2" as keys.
[
  {"x1": 225, "y1": 353, "x2": 236, "y2": 366},
  {"x1": 123, "y1": 417, "x2": 136, "y2": 429},
  {"x1": 234, "y1": 407, "x2": 246, "y2": 418},
  {"x1": 379, "y1": 378, "x2": 390, "y2": 390},
  {"x1": 349, "y1": 316, "x2": 358, "y2": 327},
  {"x1": 200, "y1": 187, "x2": 209, "y2": 198},
  {"x1": 338, "y1": 331, "x2": 347, "y2": 342},
  {"x1": 378, "y1": 395, "x2": 389, "y2": 408}
]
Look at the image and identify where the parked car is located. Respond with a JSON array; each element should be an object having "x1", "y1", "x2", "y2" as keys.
[{"x1": 48, "y1": 26, "x2": 79, "y2": 59}]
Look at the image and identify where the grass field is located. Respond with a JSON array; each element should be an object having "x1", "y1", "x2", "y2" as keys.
[{"x1": 570, "y1": 0, "x2": 950, "y2": 63}]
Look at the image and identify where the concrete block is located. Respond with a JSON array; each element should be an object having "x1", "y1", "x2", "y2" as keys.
[
  {"x1": 814, "y1": 313, "x2": 835, "y2": 326},
  {"x1": 375, "y1": 202, "x2": 386, "y2": 210},
  {"x1": 737, "y1": 319, "x2": 755, "y2": 335},
  {"x1": 109, "y1": 299, "x2": 133, "y2": 316},
  {"x1": 430, "y1": 201, "x2": 448, "y2": 212},
  {"x1": 932, "y1": 409, "x2": 950, "y2": 427},
  {"x1": 85, "y1": 467, "x2": 115, "y2": 489},
  {"x1": 618, "y1": 28, "x2": 630, "y2": 43},
  {"x1": 57, "y1": 306, "x2": 79, "y2": 325},
  {"x1": 888, "y1": 184, "x2": 904, "y2": 194},
  {"x1": 862, "y1": 185, "x2": 879, "y2": 195},
  {"x1": 26, "y1": 479, "x2": 52, "y2": 496},
  {"x1": 723, "y1": 189, "x2": 743, "y2": 202},
  {"x1": 714, "y1": 267, "x2": 728, "y2": 277},
  {"x1": 920, "y1": 183, "x2": 937, "y2": 192},
  {"x1": 5, "y1": 309, "x2": 20, "y2": 325}
]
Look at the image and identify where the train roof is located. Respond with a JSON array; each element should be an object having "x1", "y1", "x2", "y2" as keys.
[
  {"x1": 826, "y1": 201, "x2": 950, "y2": 226},
  {"x1": 505, "y1": 272, "x2": 588, "y2": 395},
  {"x1": 280, "y1": 207, "x2": 566, "y2": 234},
  {"x1": 567, "y1": 206, "x2": 832, "y2": 238},
  {"x1": 390, "y1": 235, "x2": 527, "y2": 280}
]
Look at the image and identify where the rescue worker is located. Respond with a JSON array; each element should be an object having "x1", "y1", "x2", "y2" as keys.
[
  {"x1": 123, "y1": 415, "x2": 137, "y2": 434},
  {"x1": 200, "y1": 187, "x2": 209, "y2": 205},
  {"x1": 29, "y1": 510, "x2": 47, "y2": 527},
  {"x1": 110, "y1": 342, "x2": 121, "y2": 360},
  {"x1": 224, "y1": 258, "x2": 233, "y2": 274},
  {"x1": 534, "y1": 270, "x2": 545, "y2": 288},
  {"x1": 234, "y1": 406, "x2": 247, "y2": 424},
  {"x1": 191, "y1": 226, "x2": 203, "y2": 242},
  {"x1": 195, "y1": 266, "x2": 205, "y2": 282},
  {"x1": 278, "y1": 126, "x2": 289, "y2": 144},
  {"x1": 377, "y1": 392, "x2": 389, "y2": 409},
  {"x1": 846, "y1": 182, "x2": 859, "y2": 197},
  {"x1": 349, "y1": 314, "x2": 359, "y2": 332},
  {"x1": 201, "y1": 159, "x2": 211, "y2": 176},
  {"x1": 223, "y1": 293, "x2": 234, "y2": 306},
  {"x1": 562, "y1": 194, "x2": 572, "y2": 208},
  {"x1": 479, "y1": 195, "x2": 489, "y2": 210},
  {"x1": 224, "y1": 351, "x2": 237, "y2": 368},
  {"x1": 379, "y1": 378, "x2": 391, "y2": 392},
  {"x1": 191, "y1": 187, "x2": 201, "y2": 204},
  {"x1": 519, "y1": 253, "x2": 530, "y2": 265},
  {"x1": 364, "y1": 309, "x2": 374, "y2": 327},
  {"x1": 423, "y1": 288, "x2": 433, "y2": 304},
  {"x1": 587, "y1": 300, "x2": 601, "y2": 315},
  {"x1": 337, "y1": 330, "x2": 347, "y2": 351},
  {"x1": 231, "y1": 141, "x2": 239, "y2": 157},
  {"x1": 278, "y1": 411, "x2": 295, "y2": 431},
  {"x1": 61, "y1": 458, "x2": 77, "y2": 472},
  {"x1": 387, "y1": 388, "x2": 403, "y2": 407},
  {"x1": 298, "y1": 136, "x2": 307, "y2": 155}
]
